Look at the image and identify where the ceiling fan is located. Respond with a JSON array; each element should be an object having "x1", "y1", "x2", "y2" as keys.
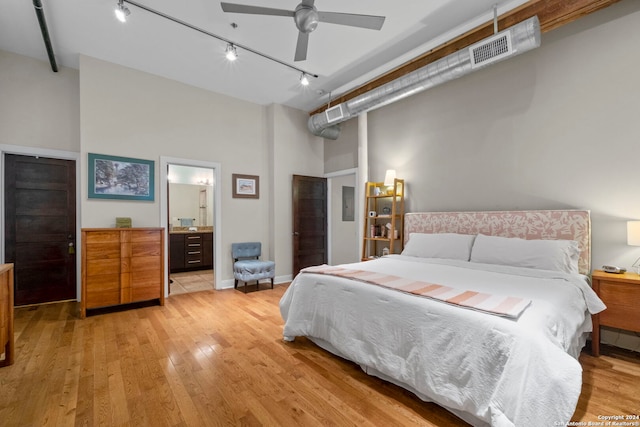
[{"x1": 220, "y1": 0, "x2": 385, "y2": 62}]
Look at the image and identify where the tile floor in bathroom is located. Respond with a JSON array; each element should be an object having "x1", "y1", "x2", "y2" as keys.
[{"x1": 169, "y1": 269, "x2": 215, "y2": 295}]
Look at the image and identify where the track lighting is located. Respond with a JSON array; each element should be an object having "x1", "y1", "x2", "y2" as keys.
[
  {"x1": 225, "y1": 43, "x2": 238, "y2": 62},
  {"x1": 115, "y1": 1, "x2": 318, "y2": 86},
  {"x1": 115, "y1": 0, "x2": 130, "y2": 23}
]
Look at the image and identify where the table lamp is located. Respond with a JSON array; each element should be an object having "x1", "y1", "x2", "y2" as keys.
[
  {"x1": 383, "y1": 169, "x2": 396, "y2": 186},
  {"x1": 383, "y1": 169, "x2": 396, "y2": 195},
  {"x1": 627, "y1": 221, "x2": 640, "y2": 274}
]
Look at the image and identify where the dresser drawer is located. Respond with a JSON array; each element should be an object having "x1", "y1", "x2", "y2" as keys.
[
  {"x1": 598, "y1": 281, "x2": 640, "y2": 332},
  {"x1": 185, "y1": 253, "x2": 203, "y2": 266},
  {"x1": 185, "y1": 235, "x2": 202, "y2": 244}
]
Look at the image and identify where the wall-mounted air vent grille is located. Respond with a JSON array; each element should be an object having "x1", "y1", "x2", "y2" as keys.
[
  {"x1": 325, "y1": 104, "x2": 344, "y2": 123},
  {"x1": 469, "y1": 30, "x2": 513, "y2": 69}
]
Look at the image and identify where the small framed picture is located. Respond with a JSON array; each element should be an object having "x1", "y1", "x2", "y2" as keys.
[{"x1": 232, "y1": 174, "x2": 259, "y2": 199}]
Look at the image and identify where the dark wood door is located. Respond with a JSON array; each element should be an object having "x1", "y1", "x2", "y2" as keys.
[
  {"x1": 292, "y1": 175, "x2": 327, "y2": 275},
  {"x1": 4, "y1": 154, "x2": 76, "y2": 306}
]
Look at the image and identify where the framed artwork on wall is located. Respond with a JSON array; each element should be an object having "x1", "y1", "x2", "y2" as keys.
[
  {"x1": 232, "y1": 174, "x2": 259, "y2": 199},
  {"x1": 88, "y1": 153, "x2": 154, "y2": 201}
]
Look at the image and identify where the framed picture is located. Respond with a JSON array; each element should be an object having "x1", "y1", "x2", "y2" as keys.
[
  {"x1": 232, "y1": 174, "x2": 259, "y2": 199},
  {"x1": 88, "y1": 153, "x2": 154, "y2": 201}
]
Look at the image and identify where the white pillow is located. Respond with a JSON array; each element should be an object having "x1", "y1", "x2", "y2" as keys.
[
  {"x1": 401, "y1": 233, "x2": 476, "y2": 261},
  {"x1": 470, "y1": 234, "x2": 580, "y2": 274}
]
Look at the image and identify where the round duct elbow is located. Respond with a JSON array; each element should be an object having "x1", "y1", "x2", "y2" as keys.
[
  {"x1": 308, "y1": 115, "x2": 342, "y2": 140},
  {"x1": 309, "y1": 121, "x2": 341, "y2": 140}
]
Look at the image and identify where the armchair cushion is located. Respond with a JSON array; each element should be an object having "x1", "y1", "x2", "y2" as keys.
[{"x1": 233, "y1": 259, "x2": 275, "y2": 282}]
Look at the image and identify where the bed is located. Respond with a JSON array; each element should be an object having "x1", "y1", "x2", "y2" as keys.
[{"x1": 279, "y1": 210, "x2": 606, "y2": 427}]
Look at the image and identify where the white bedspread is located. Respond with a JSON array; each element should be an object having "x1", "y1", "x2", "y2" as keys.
[{"x1": 279, "y1": 255, "x2": 606, "y2": 427}]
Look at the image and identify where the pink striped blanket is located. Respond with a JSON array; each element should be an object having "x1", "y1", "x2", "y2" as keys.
[{"x1": 300, "y1": 265, "x2": 531, "y2": 319}]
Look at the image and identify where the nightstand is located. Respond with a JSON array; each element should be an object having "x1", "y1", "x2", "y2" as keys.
[{"x1": 591, "y1": 269, "x2": 640, "y2": 356}]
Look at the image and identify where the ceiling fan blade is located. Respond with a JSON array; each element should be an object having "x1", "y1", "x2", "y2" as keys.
[
  {"x1": 294, "y1": 31, "x2": 309, "y2": 62},
  {"x1": 318, "y1": 12, "x2": 385, "y2": 30},
  {"x1": 220, "y1": 3, "x2": 294, "y2": 17}
]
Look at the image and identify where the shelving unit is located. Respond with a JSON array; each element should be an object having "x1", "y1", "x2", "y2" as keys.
[{"x1": 361, "y1": 179, "x2": 405, "y2": 261}]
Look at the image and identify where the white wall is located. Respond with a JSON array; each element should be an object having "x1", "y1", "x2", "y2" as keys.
[
  {"x1": 368, "y1": 0, "x2": 640, "y2": 270},
  {"x1": 0, "y1": 50, "x2": 79, "y2": 151},
  {"x1": 268, "y1": 104, "x2": 324, "y2": 280},
  {"x1": 324, "y1": 117, "x2": 358, "y2": 174},
  {"x1": 363, "y1": 1, "x2": 640, "y2": 351},
  {"x1": 79, "y1": 55, "x2": 274, "y2": 282}
]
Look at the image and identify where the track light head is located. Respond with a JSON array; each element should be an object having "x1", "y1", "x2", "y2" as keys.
[
  {"x1": 225, "y1": 43, "x2": 238, "y2": 61},
  {"x1": 115, "y1": 0, "x2": 130, "y2": 23},
  {"x1": 300, "y1": 73, "x2": 310, "y2": 86}
]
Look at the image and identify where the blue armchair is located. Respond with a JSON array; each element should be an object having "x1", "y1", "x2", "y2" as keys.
[{"x1": 232, "y1": 242, "x2": 275, "y2": 292}]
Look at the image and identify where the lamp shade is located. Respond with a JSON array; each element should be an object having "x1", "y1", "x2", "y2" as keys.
[
  {"x1": 383, "y1": 169, "x2": 396, "y2": 186},
  {"x1": 627, "y1": 221, "x2": 640, "y2": 246}
]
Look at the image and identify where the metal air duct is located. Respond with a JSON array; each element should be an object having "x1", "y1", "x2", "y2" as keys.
[{"x1": 308, "y1": 16, "x2": 541, "y2": 140}]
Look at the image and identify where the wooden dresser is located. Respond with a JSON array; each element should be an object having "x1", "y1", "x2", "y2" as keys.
[
  {"x1": 1, "y1": 263, "x2": 14, "y2": 367},
  {"x1": 81, "y1": 228, "x2": 164, "y2": 318}
]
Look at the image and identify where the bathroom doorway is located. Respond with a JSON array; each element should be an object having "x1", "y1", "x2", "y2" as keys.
[{"x1": 160, "y1": 157, "x2": 222, "y2": 296}]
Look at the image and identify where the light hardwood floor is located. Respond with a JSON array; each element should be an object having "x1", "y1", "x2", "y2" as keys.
[{"x1": 0, "y1": 284, "x2": 638, "y2": 426}]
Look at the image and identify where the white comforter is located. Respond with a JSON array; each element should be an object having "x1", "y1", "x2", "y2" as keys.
[{"x1": 279, "y1": 255, "x2": 606, "y2": 427}]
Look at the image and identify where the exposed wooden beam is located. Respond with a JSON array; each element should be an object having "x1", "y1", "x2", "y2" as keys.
[{"x1": 309, "y1": 0, "x2": 621, "y2": 116}]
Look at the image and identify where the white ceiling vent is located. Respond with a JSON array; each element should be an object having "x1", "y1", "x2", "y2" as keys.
[
  {"x1": 469, "y1": 30, "x2": 513, "y2": 69},
  {"x1": 325, "y1": 104, "x2": 345, "y2": 123}
]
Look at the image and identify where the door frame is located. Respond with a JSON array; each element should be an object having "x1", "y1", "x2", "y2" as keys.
[
  {"x1": 324, "y1": 168, "x2": 359, "y2": 264},
  {"x1": 160, "y1": 156, "x2": 222, "y2": 292},
  {"x1": 0, "y1": 144, "x2": 82, "y2": 300}
]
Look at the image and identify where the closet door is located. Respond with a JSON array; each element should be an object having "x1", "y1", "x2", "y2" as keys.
[{"x1": 4, "y1": 154, "x2": 76, "y2": 305}]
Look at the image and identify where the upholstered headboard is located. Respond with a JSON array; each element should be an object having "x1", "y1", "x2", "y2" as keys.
[{"x1": 404, "y1": 210, "x2": 591, "y2": 275}]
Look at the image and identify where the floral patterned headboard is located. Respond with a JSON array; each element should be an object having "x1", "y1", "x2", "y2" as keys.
[{"x1": 404, "y1": 210, "x2": 591, "y2": 275}]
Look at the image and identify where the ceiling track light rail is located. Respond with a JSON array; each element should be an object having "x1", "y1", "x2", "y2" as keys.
[{"x1": 120, "y1": 0, "x2": 318, "y2": 82}]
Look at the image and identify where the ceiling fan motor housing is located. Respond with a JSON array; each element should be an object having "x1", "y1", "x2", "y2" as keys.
[{"x1": 294, "y1": 4, "x2": 319, "y2": 33}]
